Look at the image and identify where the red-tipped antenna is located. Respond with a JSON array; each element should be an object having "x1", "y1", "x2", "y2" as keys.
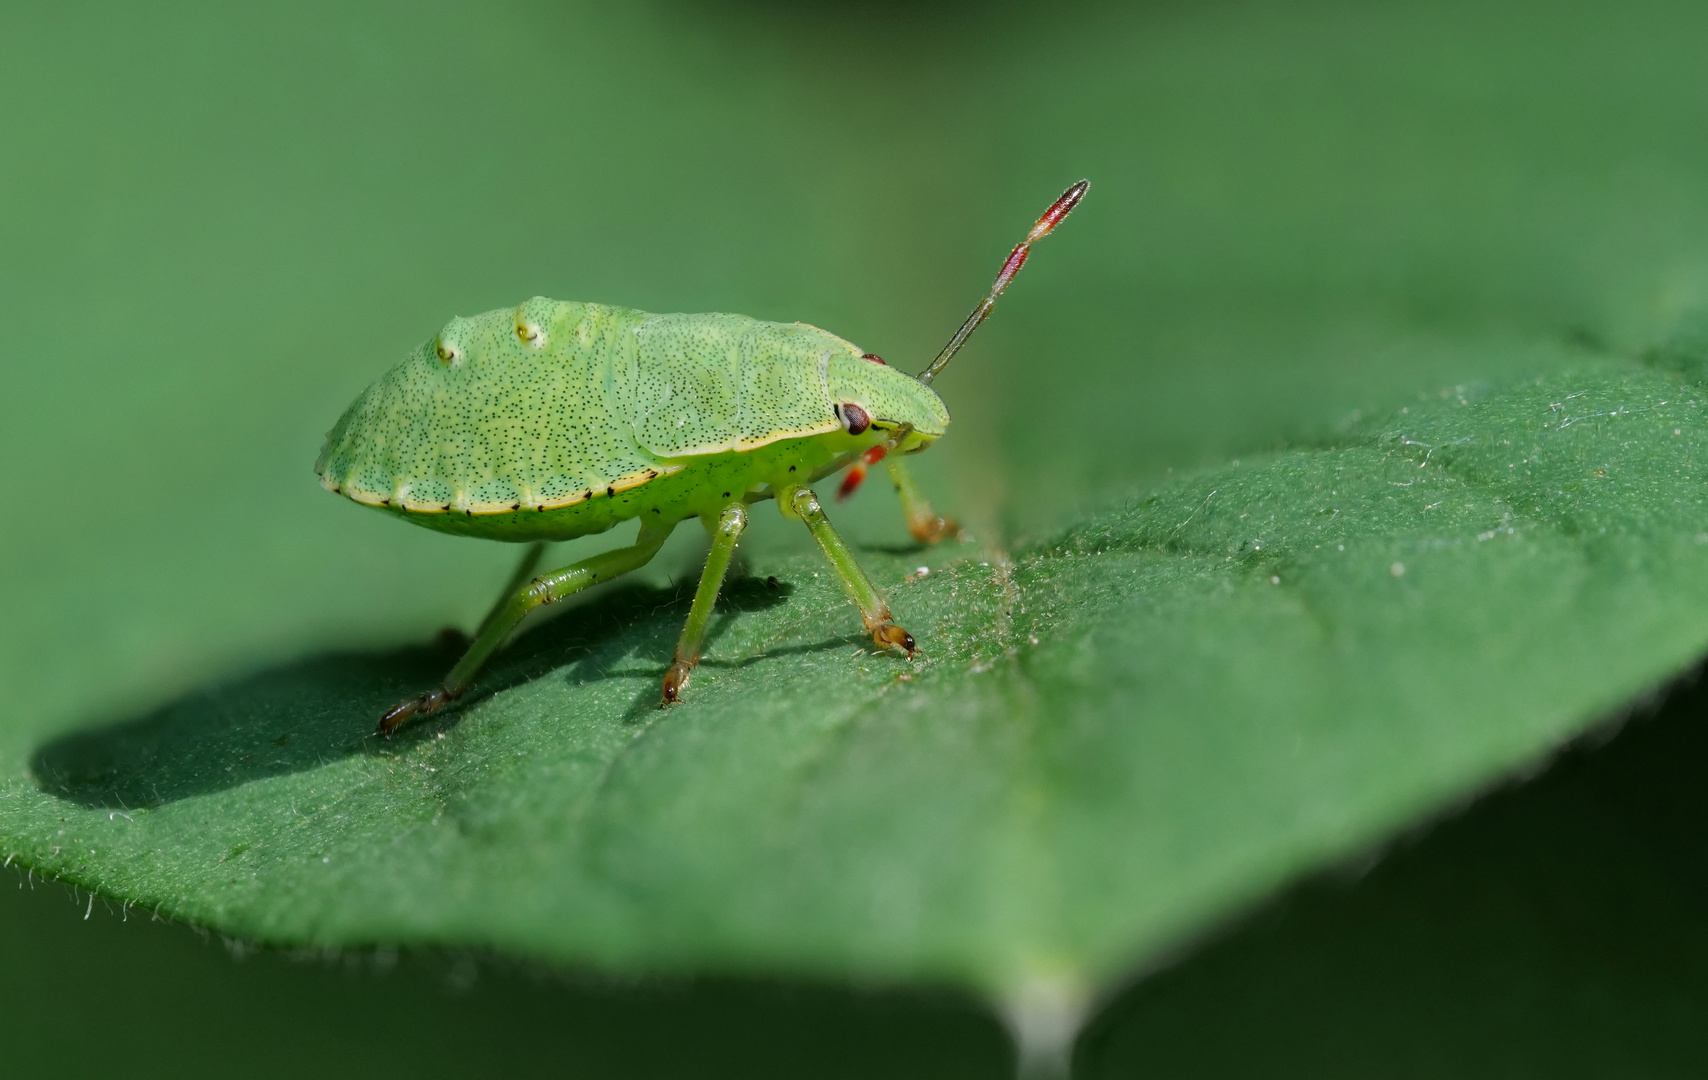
[{"x1": 917, "y1": 179, "x2": 1088, "y2": 386}]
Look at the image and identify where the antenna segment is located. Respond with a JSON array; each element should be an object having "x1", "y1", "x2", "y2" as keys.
[{"x1": 917, "y1": 179, "x2": 1089, "y2": 386}]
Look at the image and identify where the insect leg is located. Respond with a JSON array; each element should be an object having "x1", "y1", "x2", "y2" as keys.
[
  {"x1": 379, "y1": 522, "x2": 675, "y2": 736},
  {"x1": 836, "y1": 445, "x2": 889, "y2": 501},
  {"x1": 471, "y1": 540, "x2": 548, "y2": 642},
  {"x1": 783, "y1": 485, "x2": 916, "y2": 656},
  {"x1": 884, "y1": 457, "x2": 960, "y2": 544},
  {"x1": 660, "y1": 502, "x2": 749, "y2": 706}
]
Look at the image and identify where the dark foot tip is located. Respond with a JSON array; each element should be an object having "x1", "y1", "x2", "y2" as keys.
[
  {"x1": 378, "y1": 699, "x2": 417, "y2": 737},
  {"x1": 873, "y1": 623, "x2": 916, "y2": 656},
  {"x1": 660, "y1": 661, "x2": 693, "y2": 707},
  {"x1": 908, "y1": 516, "x2": 961, "y2": 545},
  {"x1": 377, "y1": 688, "x2": 458, "y2": 737}
]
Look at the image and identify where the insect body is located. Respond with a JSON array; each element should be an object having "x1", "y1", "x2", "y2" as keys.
[
  {"x1": 318, "y1": 308, "x2": 945, "y2": 542},
  {"x1": 319, "y1": 181, "x2": 1087, "y2": 734}
]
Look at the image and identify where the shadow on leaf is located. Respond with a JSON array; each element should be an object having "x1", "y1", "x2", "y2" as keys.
[{"x1": 29, "y1": 575, "x2": 796, "y2": 810}]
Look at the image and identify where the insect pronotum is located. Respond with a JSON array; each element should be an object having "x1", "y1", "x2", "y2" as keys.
[{"x1": 315, "y1": 180, "x2": 1088, "y2": 735}]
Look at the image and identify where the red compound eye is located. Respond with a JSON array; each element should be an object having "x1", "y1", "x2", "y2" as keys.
[
  {"x1": 836, "y1": 402, "x2": 872, "y2": 436},
  {"x1": 861, "y1": 353, "x2": 886, "y2": 365}
]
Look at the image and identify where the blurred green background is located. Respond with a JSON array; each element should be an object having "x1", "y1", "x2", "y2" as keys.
[{"x1": 6, "y1": 0, "x2": 1708, "y2": 1073}]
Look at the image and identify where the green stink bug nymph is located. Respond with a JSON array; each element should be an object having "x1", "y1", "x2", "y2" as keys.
[{"x1": 316, "y1": 181, "x2": 1087, "y2": 735}]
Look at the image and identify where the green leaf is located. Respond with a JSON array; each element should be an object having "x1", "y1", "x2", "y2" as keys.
[
  {"x1": 1085, "y1": 661, "x2": 1708, "y2": 1077},
  {"x1": 10, "y1": 352, "x2": 1708, "y2": 1009}
]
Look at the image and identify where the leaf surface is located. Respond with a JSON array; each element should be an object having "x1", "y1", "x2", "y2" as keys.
[{"x1": 10, "y1": 354, "x2": 1708, "y2": 1000}]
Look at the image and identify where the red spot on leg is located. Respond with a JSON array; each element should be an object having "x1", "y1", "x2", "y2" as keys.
[{"x1": 838, "y1": 464, "x2": 867, "y2": 501}]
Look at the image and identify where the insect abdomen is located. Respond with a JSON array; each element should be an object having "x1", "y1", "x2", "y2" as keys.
[
  {"x1": 316, "y1": 300, "x2": 666, "y2": 520},
  {"x1": 315, "y1": 301, "x2": 904, "y2": 543}
]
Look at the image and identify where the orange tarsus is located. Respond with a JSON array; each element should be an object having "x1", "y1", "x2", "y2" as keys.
[
  {"x1": 660, "y1": 660, "x2": 693, "y2": 706},
  {"x1": 871, "y1": 622, "x2": 917, "y2": 657},
  {"x1": 906, "y1": 510, "x2": 960, "y2": 545},
  {"x1": 378, "y1": 685, "x2": 461, "y2": 737}
]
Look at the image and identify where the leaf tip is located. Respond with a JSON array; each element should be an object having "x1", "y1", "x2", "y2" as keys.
[{"x1": 1000, "y1": 972, "x2": 1090, "y2": 1080}]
